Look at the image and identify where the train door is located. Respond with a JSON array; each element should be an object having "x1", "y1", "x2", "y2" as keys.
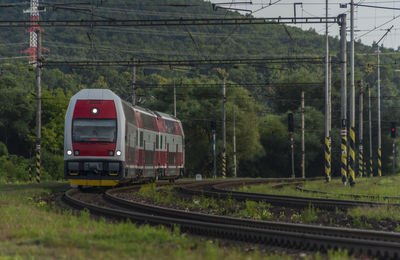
[
  {"x1": 176, "y1": 143, "x2": 178, "y2": 176},
  {"x1": 166, "y1": 143, "x2": 169, "y2": 176}
]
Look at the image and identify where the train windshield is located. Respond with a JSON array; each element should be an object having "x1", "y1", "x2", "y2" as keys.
[{"x1": 72, "y1": 119, "x2": 117, "y2": 143}]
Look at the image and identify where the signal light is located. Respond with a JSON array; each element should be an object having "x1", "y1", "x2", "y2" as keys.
[
  {"x1": 391, "y1": 122, "x2": 396, "y2": 138},
  {"x1": 288, "y1": 113, "x2": 294, "y2": 133}
]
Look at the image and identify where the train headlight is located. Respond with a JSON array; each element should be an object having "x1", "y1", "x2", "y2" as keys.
[
  {"x1": 116, "y1": 150, "x2": 121, "y2": 156},
  {"x1": 109, "y1": 150, "x2": 114, "y2": 156},
  {"x1": 91, "y1": 107, "x2": 99, "y2": 114},
  {"x1": 67, "y1": 150, "x2": 72, "y2": 156},
  {"x1": 74, "y1": 150, "x2": 80, "y2": 156}
]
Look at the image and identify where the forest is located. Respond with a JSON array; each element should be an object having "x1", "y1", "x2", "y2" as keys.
[{"x1": 1, "y1": 0, "x2": 400, "y2": 182}]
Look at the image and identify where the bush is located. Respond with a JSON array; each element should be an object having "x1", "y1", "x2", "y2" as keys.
[
  {"x1": 41, "y1": 149, "x2": 64, "y2": 180},
  {"x1": 0, "y1": 154, "x2": 29, "y2": 183}
]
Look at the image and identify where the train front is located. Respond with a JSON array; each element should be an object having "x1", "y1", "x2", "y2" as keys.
[{"x1": 64, "y1": 89, "x2": 125, "y2": 187}]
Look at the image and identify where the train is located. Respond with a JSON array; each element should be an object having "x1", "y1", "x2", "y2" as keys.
[{"x1": 64, "y1": 89, "x2": 184, "y2": 187}]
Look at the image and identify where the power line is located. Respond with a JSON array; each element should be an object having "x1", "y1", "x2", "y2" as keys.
[{"x1": 0, "y1": 16, "x2": 342, "y2": 28}]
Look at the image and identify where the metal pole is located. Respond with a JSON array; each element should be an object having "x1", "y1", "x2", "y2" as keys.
[
  {"x1": 375, "y1": 26, "x2": 393, "y2": 177},
  {"x1": 222, "y1": 77, "x2": 226, "y2": 179},
  {"x1": 340, "y1": 13, "x2": 348, "y2": 184},
  {"x1": 377, "y1": 46, "x2": 382, "y2": 177},
  {"x1": 232, "y1": 106, "x2": 237, "y2": 178},
  {"x1": 392, "y1": 138, "x2": 396, "y2": 171},
  {"x1": 324, "y1": 0, "x2": 331, "y2": 182},
  {"x1": 367, "y1": 84, "x2": 373, "y2": 177},
  {"x1": 213, "y1": 125, "x2": 216, "y2": 179},
  {"x1": 301, "y1": 91, "x2": 305, "y2": 179},
  {"x1": 358, "y1": 80, "x2": 364, "y2": 177},
  {"x1": 349, "y1": 0, "x2": 356, "y2": 186},
  {"x1": 291, "y1": 132, "x2": 295, "y2": 178},
  {"x1": 35, "y1": 29, "x2": 42, "y2": 184}
]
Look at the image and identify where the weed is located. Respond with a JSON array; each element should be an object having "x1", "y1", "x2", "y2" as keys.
[{"x1": 301, "y1": 204, "x2": 318, "y2": 223}]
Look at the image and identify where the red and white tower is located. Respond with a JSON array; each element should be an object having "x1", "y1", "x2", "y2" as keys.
[{"x1": 23, "y1": 0, "x2": 45, "y2": 64}]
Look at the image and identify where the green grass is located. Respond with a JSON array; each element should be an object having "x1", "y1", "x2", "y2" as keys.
[
  {"x1": 0, "y1": 181, "x2": 311, "y2": 260},
  {"x1": 137, "y1": 183, "x2": 274, "y2": 220}
]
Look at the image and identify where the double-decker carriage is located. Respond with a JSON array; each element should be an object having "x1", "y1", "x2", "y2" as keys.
[{"x1": 64, "y1": 89, "x2": 184, "y2": 186}]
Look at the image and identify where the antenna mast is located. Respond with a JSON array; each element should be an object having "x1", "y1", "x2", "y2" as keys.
[{"x1": 23, "y1": 0, "x2": 45, "y2": 65}]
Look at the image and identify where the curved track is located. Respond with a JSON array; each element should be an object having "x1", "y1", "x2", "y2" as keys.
[
  {"x1": 177, "y1": 179, "x2": 400, "y2": 210},
  {"x1": 62, "y1": 179, "x2": 400, "y2": 259}
]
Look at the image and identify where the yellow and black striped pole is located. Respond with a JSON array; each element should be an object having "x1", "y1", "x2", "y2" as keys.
[
  {"x1": 358, "y1": 145, "x2": 363, "y2": 177},
  {"x1": 378, "y1": 148, "x2": 382, "y2": 177},
  {"x1": 341, "y1": 129, "x2": 348, "y2": 184},
  {"x1": 348, "y1": 126, "x2": 356, "y2": 186},
  {"x1": 222, "y1": 154, "x2": 226, "y2": 179},
  {"x1": 36, "y1": 147, "x2": 40, "y2": 183},
  {"x1": 324, "y1": 137, "x2": 331, "y2": 182},
  {"x1": 369, "y1": 158, "x2": 373, "y2": 177}
]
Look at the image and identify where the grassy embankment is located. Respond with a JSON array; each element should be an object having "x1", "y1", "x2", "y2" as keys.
[
  {"x1": 0, "y1": 181, "x2": 350, "y2": 260},
  {"x1": 237, "y1": 176, "x2": 400, "y2": 221}
]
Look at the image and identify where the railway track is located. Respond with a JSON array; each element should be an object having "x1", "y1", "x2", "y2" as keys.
[
  {"x1": 62, "y1": 179, "x2": 400, "y2": 259},
  {"x1": 176, "y1": 180, "x2": 399, "y2": 210},
  {"x1": 295, "y1": 185, "x2": 400, "y2": 201}
]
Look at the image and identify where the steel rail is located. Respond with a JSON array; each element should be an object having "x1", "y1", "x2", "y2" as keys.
[
  {"x1": 178, "y1": 180, "x2": 399, "y2": 210},
  {"x1": 295, "y1": 185, "x2": 400, "y2": 201},
  {"x1": 63, "y1": 187, "x2": 400, "y2": 259}
]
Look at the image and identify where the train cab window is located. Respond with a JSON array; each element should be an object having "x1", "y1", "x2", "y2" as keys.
[
  {"x1": 140, "y1": 131, "x2": 144, "y2": 147},
  {"x1": 72, "y1": 119, "x2": 116, "y2": 142},
  {"x1": 156, "y1": 135, "x2": 159, "y2": 149}
]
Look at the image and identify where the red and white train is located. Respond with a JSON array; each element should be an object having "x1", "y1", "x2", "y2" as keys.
[{"x1": 64, "y1": 89, "x2": 184, "y2": 186}]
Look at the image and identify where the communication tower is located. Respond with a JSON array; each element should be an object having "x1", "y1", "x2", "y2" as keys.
[{"x1": 23, "y1": 0, "x2": 45, "y2": 64}]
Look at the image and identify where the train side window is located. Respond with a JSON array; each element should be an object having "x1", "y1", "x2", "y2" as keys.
[
  {"x1": 140, "y1": 131, "x2": 143, "y2": 147},
  {"x1": 160, "y1": 135, "x2": 163, "y2": 149},
  {"x1": 156, "y1": 135, "x2": 159, "y2": 149},
  {"x1": 136, "y1": 130, "x2": 139, "y2": 146}
]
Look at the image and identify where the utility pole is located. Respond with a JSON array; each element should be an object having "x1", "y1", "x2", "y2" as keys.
[
  {"x1": 349, "y1": 0, "x2": 356, "y2": 186},
  {"x1": 367, "y1": 83, "x2": 373, "y2": 177},
  {"x1": 376, "y1": 25, "x2": 393, "y2": 177},
  {"x1": 301, "y1": 91, "x2": 305, "y2": 179},
  {"x1": 222, "y1": 77, "x2": 226, "y2": 179},
  {"x1": 232, "y1": 106, "x2": 237, "y2": 178},
  {"x1": 35, "y1": 29, "x2": 42, "y2": 183},
  {"x1": 358, "y1": 80, "x2": 364, "y2": 177},
  {"x1": 324, "y1": 0, "x2": 331, "y2": 182},
  {"x1": 131, "y1": 58, "x2": 136, "y2": 106},
  {"x1": 339, "y1": 13, "x2": 348, "y2": 185},
  {"x1": 377, "y1": 46, "x2": 382, "y2": 177}
]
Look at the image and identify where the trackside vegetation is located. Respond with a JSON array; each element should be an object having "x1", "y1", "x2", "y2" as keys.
[{"x1": 1, "y1": 181, "x2": 357, "y2": 260}]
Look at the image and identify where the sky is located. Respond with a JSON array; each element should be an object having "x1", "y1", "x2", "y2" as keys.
[{"x1": 208, "y1": 0, "x2": 400, "y2": 50}]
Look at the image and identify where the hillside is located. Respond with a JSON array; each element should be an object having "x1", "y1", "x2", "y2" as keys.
[{"x1": 0, "y1": 0, "x2": 400, "y2": 180}]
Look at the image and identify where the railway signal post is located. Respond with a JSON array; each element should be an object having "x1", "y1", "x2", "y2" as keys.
[
  {"x1": 288, "y1": 113, "x2": 295, "y2": 178},
  {"x1": 391, "y1": 122, "x2": 396, "y2": 171},
  {"x1": 358, "y1": 80, "x2": 364, "y2": 177},
  {"x1": 211, "y1": 121, "x2": 217, "y2": 179},
  {"x1": 222, "y1": 77, "x2": 226, "y2": 179}
]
